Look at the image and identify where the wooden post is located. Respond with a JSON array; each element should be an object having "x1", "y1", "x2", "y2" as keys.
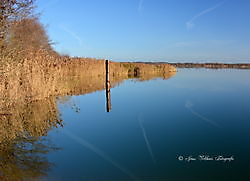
[{"x1": 105, "y1": 60, "x2": 111, "y2": 112}]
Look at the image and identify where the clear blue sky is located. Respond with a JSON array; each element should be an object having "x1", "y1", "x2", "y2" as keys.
[{"x1": 36, "y1": 0, "x2": 250, "y2": 62}]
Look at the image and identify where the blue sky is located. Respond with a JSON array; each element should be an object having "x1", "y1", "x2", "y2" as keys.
[{"x1": 36, "y1": 0, "x2": 250, "y2": 62}]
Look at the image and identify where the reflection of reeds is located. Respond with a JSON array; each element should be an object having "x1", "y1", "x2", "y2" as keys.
[
  {"x1": 0, "y1": 51, "x2": 176, "y2": 180},
  {"x1": 0, "y1": 97, "x2": 60, "y2": 146},
  {"x1": 0, "y1": 52, "x2": 176, "y2": 145},
  {"x1": 0, "y1": 51, "x2": 176, "y2": 143}
]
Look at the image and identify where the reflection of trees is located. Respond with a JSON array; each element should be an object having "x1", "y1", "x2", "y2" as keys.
[
  {"x1": 0, "y1": 98, "x2": 62, "y2": 181},
  {"x1": 0, "y1": 137, "x2": 59, "y2": 181}
]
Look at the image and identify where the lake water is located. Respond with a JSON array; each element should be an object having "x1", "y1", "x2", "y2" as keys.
[{"x1": 1, "y1": 68, "x2": 250, "y2": 181}]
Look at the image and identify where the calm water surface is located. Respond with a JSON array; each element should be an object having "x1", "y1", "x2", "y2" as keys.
[
  {"x1": 44, "y1": 69, "x2": 250, "y2": 181},
  {"x1": 3, "y1": 69, "x2": 250, "y2": 181}
]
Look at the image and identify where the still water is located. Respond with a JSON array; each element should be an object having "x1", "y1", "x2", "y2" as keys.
[{"x1": 2, "y1": 69, "x2": 250, "y2": 181}]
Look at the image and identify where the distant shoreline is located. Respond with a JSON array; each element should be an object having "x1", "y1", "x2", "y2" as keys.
[{"x1": 132, "y1": 62, "x2": 250, "y2": 69}]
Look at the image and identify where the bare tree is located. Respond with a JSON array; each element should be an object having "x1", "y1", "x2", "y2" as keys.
[
  {"x1": 0, "y1": 0, "x2": 34, "y2": 50},
  {"x1": 8, "y1": 18, "x2": 52, "y2": 53}
]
